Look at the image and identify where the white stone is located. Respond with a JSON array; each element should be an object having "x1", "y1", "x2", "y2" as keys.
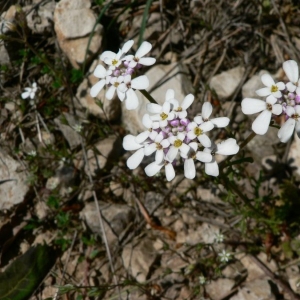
[
  {"x1": 206, "y1": 278, "x2": 235, "y2": 300},
  {"x1": 210, "y1": 66, "x2": 245, "y2": 100},
  {"x1": 0, "y1": 152, "x2": 29, "y2": 210}
]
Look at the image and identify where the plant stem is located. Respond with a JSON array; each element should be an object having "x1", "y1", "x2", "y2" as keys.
[
  {"x1": 240, "y1": 131, "x2": 256, "y2": 150},
  {"x1": 139, "y1": 89, "x2": 158, "y2": 104}
]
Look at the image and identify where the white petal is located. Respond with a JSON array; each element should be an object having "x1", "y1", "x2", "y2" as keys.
[
  {"x1": 187, "y1": 131, "x2": 197, "y2": 140},
  {"x1": 139, "y1": 57, "x2": 156, "y2": 66},
  {"x1": 283, "y1": 60, "x2": 299, "y2": 83},
  {"x1": 142, "y1": 114, "x2": 152, "y2": 128},
  {"x1": 211, "y1": 117, "x2": 230, "y2": 128},
  {"x1": 181, "y1": 94, "x2": 194, "y2": 109},
  {"x1": 135, "y1": 131, "x2": 150, "y2": 143},
  {"x1": 261, "y1": 73, "x2": 275, "y2": 87},
  {"x1": 90, "y1": 80, "x2": 106, "y2": 97},
  {"x1": 161, "y1": 139, "x2": 170, "y2": 148},
  {"x1": 144, "y1": 143, "x2": 157, "y2": 156},
  {"x1": 93, "y1": 64, "x2": 107, "y2": 78},
  {"x1": 272, "y1": 104, "x2": 283, "y2": 115},
  {"x1": 165, "y1": 89, "x2": 175, "y2": 101},
  {"x1": 256, "y1": 87, "x2": 271, "y2": 97},
  {"x1": 202, "y1": 102, "x2": 212, "y2": 119},
  {"x1": 276, "y1": 82, "x2": 285, "y2": 90},
  {"x1": 189, "y1": 142, "x2": 198, "y2": 152},
  {"x1": 278, "y1": 118, "x2": 295, "y2": 143},
  {"x1": 286, "y1": 82, "x2": 297, "y2": 93},
  {"x1": 147, "y1": 103, "x2": 162, "y2": 114},
  {"x1": 216, "y1": 138, "x2": 239, "y2": 155},
  {"x1": 145, "y1": 162, "x2": 163, "y2": 177},
  {"x1": 272, "y1": 90, "x2": 282, "y2": 98},
  {"x1": 194, "y1": 116, "x2": 203, "y2": 124},
  {"x1": 196, "y1": 151, "x2": 212, "y2": 162},
  {"x1": 135, "y1": 41, "x2": 152, "y2": 58},
  {"x1": 122, "y1": 40, "x2": 134, "y2": 53},
  {"x1": 131, "y1": 75, "x2": 149, "y2": 90},
  {"x1": 241, "y1": 98, "x2": 266, "y2": 114},
  {"x1": 205, "y1": 160, "x2": 219, "y2": 176},
  {"x1": 286, "y1": 106, "x2": 295, "y2": 117},
  {"x1": 166, "y1": 146, "x2": 178, "y2": 162},
  {"x1": 179, "y1": 143, "x2": 190, "y2": 155},
  {"x1": 105, "y1": 85, "x2": 116, "y2": 100},
  {"x1": 117, "y1": 89, "x2": 125, "y2": 101},
  {"x1": 123, "y1": 135, "x2": 143, "y2": 150},
  {"x1": 252, "y1": 110, "x2": 271, "y2": 135},
  {"x1": 198, "y1": 134, "x2": 211, "y2": 148},
  {"x1": 155, "y1": 149, "x2": 164, "y2": 163},
  {"x1": 266, "y1": 95, "x2": 277, "y2": 105},
  {"x1": 21, "y1": 91, "x2": 30, "y2": 99},
  {"x1": 125, "y1": 89, "x2": 139, "y2": 110},
  {"x1": 100, "y1": 51, "x2": 116, "y2": 61},
  {"x1": 184, "y1": 159, "x2": 196, "y2": 179},
  {"x1": 127, "y1": 148, "x2": 144, "y2": 169},
  {"x1": 165, "y1": 163, "x2": 175, "y2": 181}
]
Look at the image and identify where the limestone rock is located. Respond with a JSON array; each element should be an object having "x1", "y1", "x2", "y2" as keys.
[
  {"x1": 54, "y1": 0, "x2": 103, "y2": 68},
  {"x1": 81, "y1": 202, "x2": 135, "y2": 245},
  {"x1": 0, "y1": 152, "x2": 29, "y2": 210},
  {"x1": 210, "y1": 66, "x2": 245, "y2": 100},
  {"x1": 122, "y1": 238, "x2": 157, "y2": 282},
  {"x1": 122, "y1": 63, "x2": 193, "y2": 135},
  {"x1": 206, "y1": 278, "x2": 235, "y2": 300},
  {"x1": 242, "y1": 70, "x2": 268, "y2": 99}
]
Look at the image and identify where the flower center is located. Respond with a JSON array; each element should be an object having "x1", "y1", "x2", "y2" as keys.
[
  {"x1": 271, "y1": 85, "x2": 278, "y2": 93},
  {"x1": 194, "y1": 127, "x2": 203, "y2": 136},
  {"x1": 266, "y1": 103, "x2": 272, "y2": 111},
  {"x1": 112, "y1": 59, "x2": 118, "y2": 66},
  {"x1": 174, "y1": 139, "x2": 182, "y2": 148},
  {"x1": 113, "y1": 82, "x2": 120, "y2": 87},
  {"x1": 156, "y1": 143, "x2": 162, "y2": 150},
  {"x1": 292, "y1": 114, "x2": 299, "y2": 121},
  {"x1": 176, "y1": 107, "x2": 182, "y2": 112},
  {"x1": 160, "y1": 112, "x2": 168, "y2": 120}
]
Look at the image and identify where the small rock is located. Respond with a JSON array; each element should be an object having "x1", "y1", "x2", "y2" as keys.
[
  {"x1": 122, "y1": 238, "x2": 157, "y2": 282},
  {"x1": 210, "y1": 66, "x2": 245, "y2": 100},
  {"x1": 74, "y1": 135, "x2": 121, "y2": 176},
  {"x1": 54, "y1": 0, "x2": 103, "y2": 68},
  {"x1": 230, "y1": 279, "x2": 276, "y2": 300},
  {"x1": 81, "y1": 201, "x2": 135, "y2": 245},
  {"x1": 222, "y1": 261, "x2": 247, "y2": 281},
  {"x1": 206, "y1": 278, "x2": 235, "y2": 300},
  {"x1": 242, "y1": 70, "x2": 269, "y2": 99},
  {"x1": 0, "y1": 152, "x2": 29, "y2": 210}
]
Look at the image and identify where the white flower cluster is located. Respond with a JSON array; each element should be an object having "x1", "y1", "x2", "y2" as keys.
[
  {"x1": 90, "y1": 40, "x2": 156, "y2": 110},
  {"x1": 242, "y1": 60, "x2": 300, "y2": 143},
  {"x1": 123, "y1": 89, "x2": 239, "y2": 181}
]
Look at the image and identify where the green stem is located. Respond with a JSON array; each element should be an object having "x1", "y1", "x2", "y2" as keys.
[
  {"x1": 139, "y1": 89, "x2": 158, "y2": 104},
  {"x1": 239, "y1": 131, "x2": 256, "y2": 150}
]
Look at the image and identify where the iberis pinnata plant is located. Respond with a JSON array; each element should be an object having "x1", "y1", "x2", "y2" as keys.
[
  {"x1": 242, "y1": 60, "x2": 300, "y2": 143},
  {"x1": 90, "y1": 40, "x2": 239, "y2": 181}
]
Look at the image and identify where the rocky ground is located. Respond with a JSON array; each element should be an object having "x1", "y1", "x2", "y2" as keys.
[{"x1": 1, "y1": 0, "x2": 300, "y2": 299}]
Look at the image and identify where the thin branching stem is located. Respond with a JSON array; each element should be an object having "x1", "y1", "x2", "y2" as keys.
[{"x1": 139, "y1": 89, "x2": 158, "y2": 104}]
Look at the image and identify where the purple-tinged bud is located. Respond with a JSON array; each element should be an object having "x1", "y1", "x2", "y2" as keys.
[
  {"x1": 136, "y1": 63, "x2": 142, "y2": 69},
  {"x1": 184, "y1": 137, "x2": 192, "y2": 144},
  {"x1": 123, "y1": 61, "x2": 129, "y2": 67},
  {"x1": 126, "y1": 67, "x2": 135, "y2": 75},
  {"x1": 163, "y1": 126, "x2": 171, "y2": 133},
  {"x1": 295, "y1": 95, "x2": 300, "y2": 104},
  {"x1": 177, "y1": 126, "x2": 185, "y2": 132},
  {"x1": 113, "y1": 69, "x2": 120, "y2": 76},
  {"x1": 288, "y1": 92, "x2": 295, "y2": 100},
  {"x1": 169, "y1": 119, "x2": 179, "y2": 127},
  {"x1": 180, "y1": 118, "x2": 190, "y2": 126}
]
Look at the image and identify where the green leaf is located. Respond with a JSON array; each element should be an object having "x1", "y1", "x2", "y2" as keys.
[{"x1": 0, "y1": 244, "x2": 56, "y2": 300}]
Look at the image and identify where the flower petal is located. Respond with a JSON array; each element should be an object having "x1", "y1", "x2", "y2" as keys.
[
  {"x1": 139, "y1": 57, "x2": 156, "y2": 66},
  {"x1": 211, "y1": 117, "x2": 230, "y2": 128},
  {"x1": 147, "y1": 103, "x2": 162, "y2": 114},
  {"x1": 184, "y1": 159, "x2": 196, "y2": 179},
  {"x1": 165, "y1": 163, "x2": 175, "y2": 181},
  {"x1": 283, "y1": 60, "x2": 299, "y2": 83},
  {"x1": 135, "y1": 131, "x2": 150, "y2": 143},
  {"x1": 93, "y1": 64, "x2": 106, "y2": 78},
  {"x1": 125, "y1": 88, "x2": 139, "y2": 110},
  {"x1": 196, "y1": 151, "x2": 212, "y2": 162},
  {"x1": 131, "y1": 75, "x2": 149, "y2": 90},
  {"x1": 198, "y1": 134, "x2": 211, "y2": 148},
  {"x1": 122, "y1": 40, "x2": 134, "y2": 53},
  {"x1": 181, "y1": 94, "x2": 194, "y2": 110},
  {"x1": 166, "y1": 146, "x2": 178, "y2": 162},
  {"x1": 261, "y1": 73, "x2": 275, "y2": 87},
  {"x1": 144, "y1": 143, "x2": 157, "y2": 156},
  {"x1": 127, "y1": 148, "x2": 144, "y2": 169},
  {"x1": 272, "y1": 104, "x2": 283, "y2": 115},
  {"x1": 216, "y1": 138, "x2": 239, "y2": 155},
  {"x1": 252, "y1": 110, "x2": 271, "y2": 135},
  {"x1": 105, "y1": 85, "x2": 116, "y2": 100},
  {"x1": 90, "y1": 80, "x2": 105, "y2": 97},
  {"x1": 202, "y1": 102, "x2": 212, "y2": 119},
  {"x1": 135, "y1": 41, "x2": 152, "y2": 58},
  {"x1": 278, "y1": 118, "x2": 295, "y2": 143},
  {"x1": 205, "y1": 160, "x2": 219, "y2": 176},
  {"x1": 123, "y1": 134, "x2": 143, "y2": 150},
  {"x1": 241, "y1": 98, "x2": 266, "y2": 114},
  {"x1": 145, "y1": 162, "x2": 163, "y2": 177},
  {"x1": 256, "y1": 87, "x2": 271, "y2": 97}
]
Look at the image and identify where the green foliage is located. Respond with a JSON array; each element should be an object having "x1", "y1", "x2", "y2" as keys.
[{"x1": 0, "y1": 245, "x2": 56, "y2": 300}]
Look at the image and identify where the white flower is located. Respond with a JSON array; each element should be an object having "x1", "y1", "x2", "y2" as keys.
[
  {"x1": 241, "y1": 95, "x2": 282, "y2": 135},
  {"x1": 215, "y1": 233, "x2": 224, "y2": 243},
  {"x1": 167, "y1": 91, "x2": 195, "y2": 119},
  {"x1": 90, "y1": 64, "x2": 111, "y2": 97},
  {"x1": 199, "y1": 276, "x2": 206, "y2": 285},
  {"x1": 135, "y1": 114, "x2": 159, "y2": 143},
  {"x1": 218, "y1": 249, "x2": 231, "y2": 263},
  {"x1": 204, "y1": 138, "x2": 239, "y2": 176},
  {"x1": 123, "y1": 135, "x2": 146, "y2": 169},
  {"x1": 167, "y1": 132, "x2": 190, "y2": 162},
  {"x1": 183, "y1": 142, "x2": 212, "y2": 179},
  {"x1": 195, "y1": 102, "x2": 230, "y2": 128},
  {"x1": 283, "y1": 60, "x2": 300, "y2": 94},
  {"x1": 144, "y1": 133, "x2": 170, "y2": 164},
  {"x1": 124, "y1": 41, "x2": 156, "y2": 68},
  {"x1": 100, "y1": 40, "x2": 134, "y2": 70},
  {"x1": 27, "y1": 150, "x2": 37, "y2": 157},
  {"x1": 145, "y1": 161, "x2": 175, "y2": 181},
  {"x1": 72, "y1": 124, "x2": 83, "y2": 133},
  {"x1": 147, "y1": 102, "x2": 176, "y2": 127},
  {"x1": 278, "y1": 105, "x2": 300, "y2": 143},
  {"x1": 21, "y1": 82, "x2": 38, "y2": 99},
  {"x1": 105, "y1": 75, "x2": 125, "y2": 100},
  {"x1": 187, "y1": 120, "x2": 214, "y2": 147},
  {"x1": 119, "y1": 74, "x2": 150, "y2": 110},
  {"x1": 256, "y1": 73, "x2": 285, "y2": 98}
]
